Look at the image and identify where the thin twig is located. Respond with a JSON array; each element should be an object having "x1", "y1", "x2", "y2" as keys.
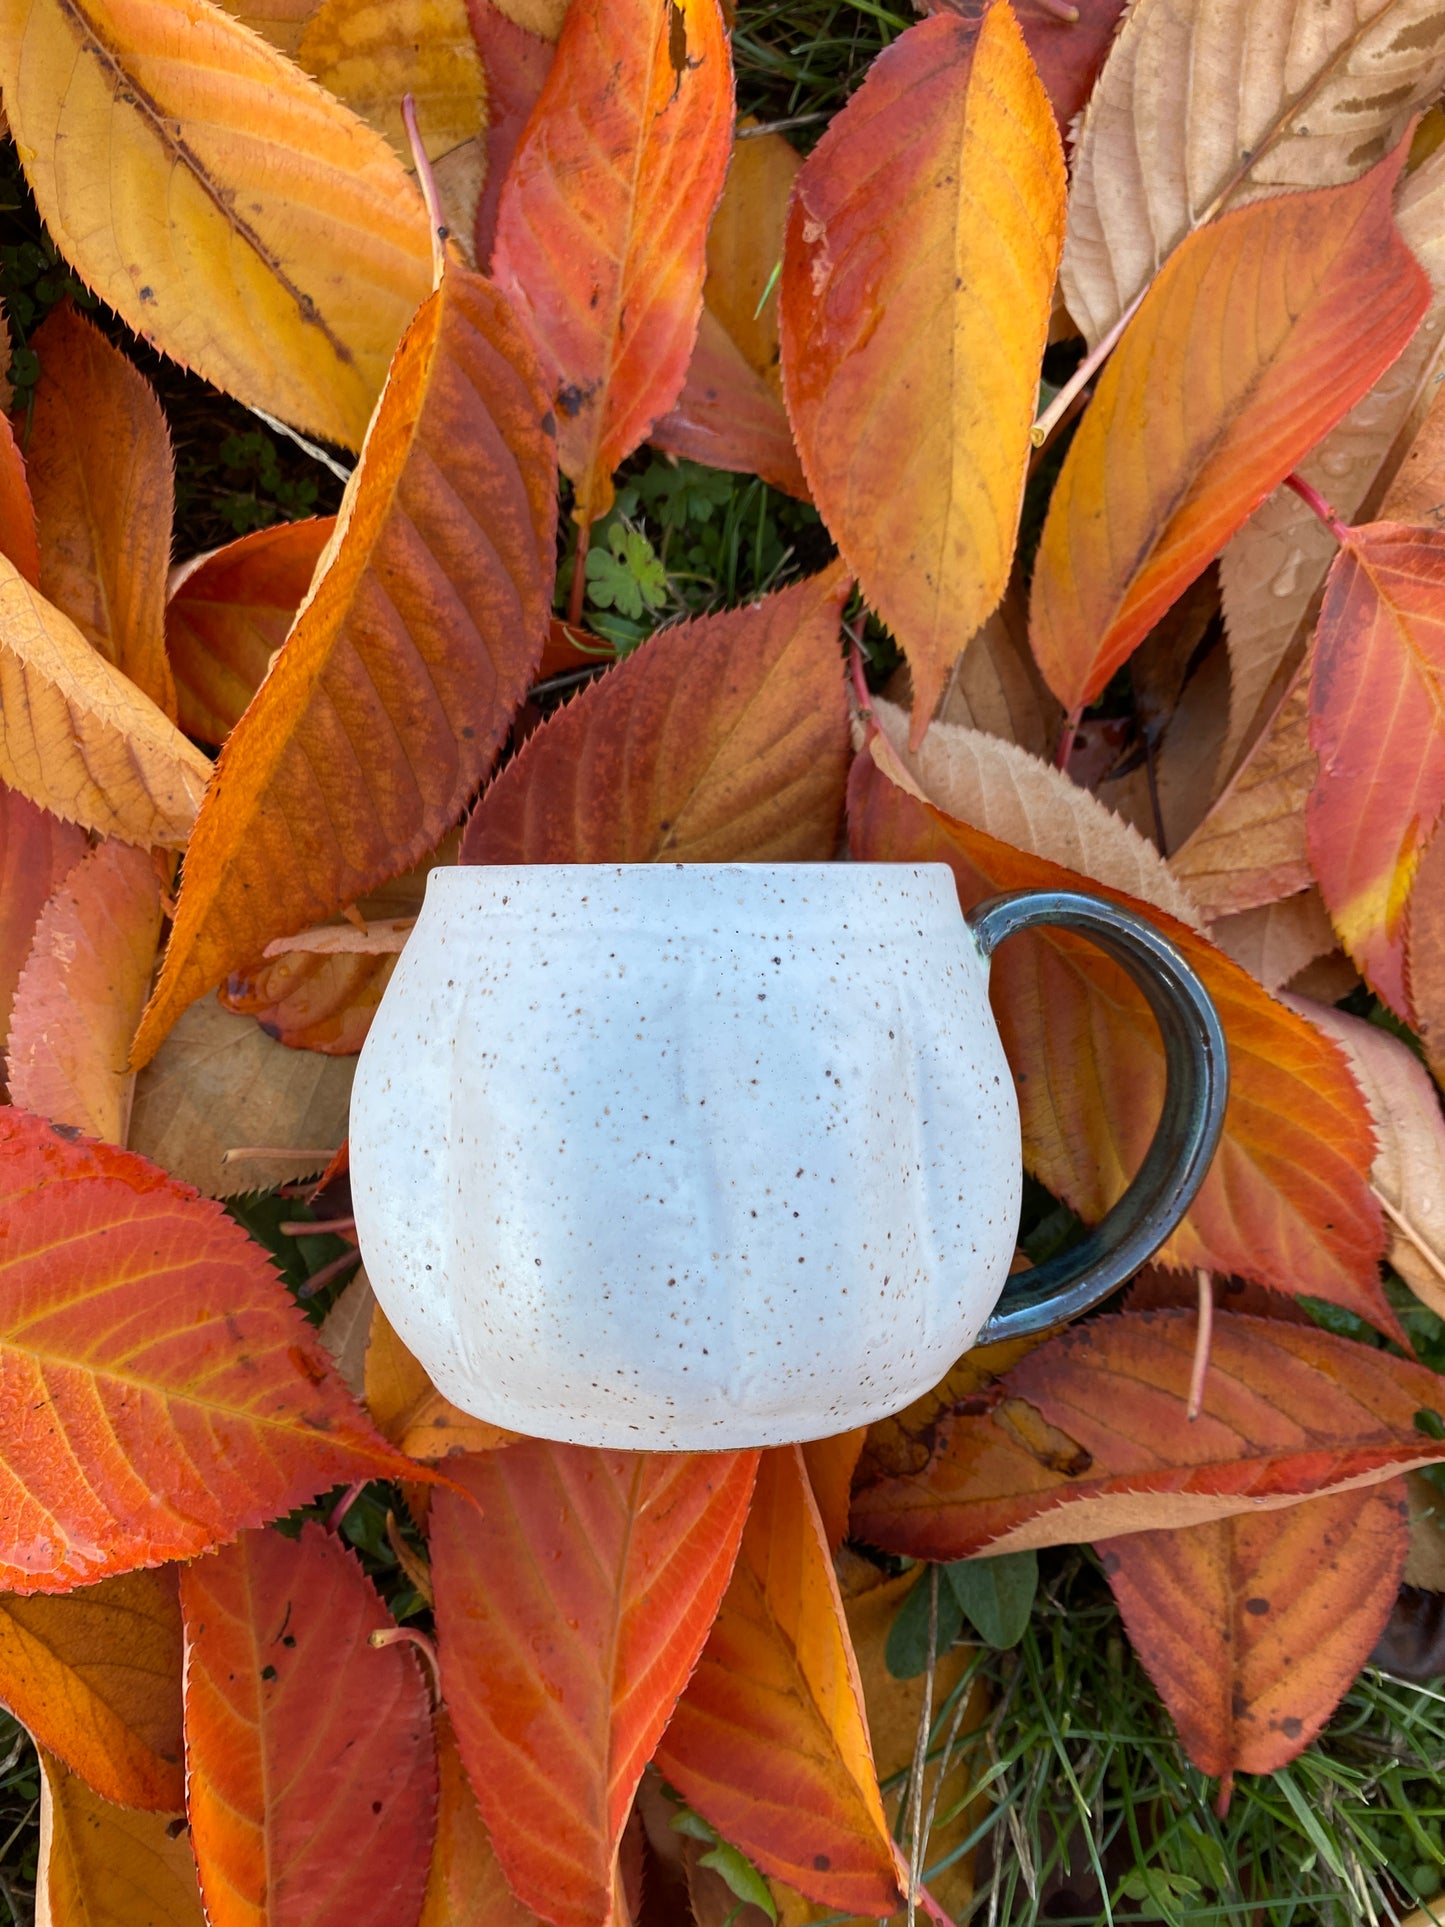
[
  {"x1": 1284, "y1": 470, "x2": 1352, "y2": 545},
  {"x1": 1187, "y1": 1269, "x2": 1214, "y2": 1421},
  {"x1": 907, "y1": 1568, "x2": 941, "y2": 1927},
  {"x1": 568, "y1": 519, "x2": 592, "y2": 627},
  {"x1": 297, "y1": 1245, "x2": 364, "y2": 1300},
  {"x1": 278, "y1": 1216, "x2": 356, "y2": 1239},
  {"x1": 402, "y1": 93, "x2": 448, "y2": 285},
  {"x1": 736, "y1": 110, "x2": 830, "y2": 137},
  {"x1": 371, "y1": 1625, "x2": 443, "y2": 1704},
  {"x1": 248, "y1": 408, "x2": 354, "y2": 485},
  {"x1": 1031, "y1": 293, "x2": 1144, "y2": 450}
]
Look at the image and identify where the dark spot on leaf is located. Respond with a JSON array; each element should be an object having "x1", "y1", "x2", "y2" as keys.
[
  {"x1": 1244, "y1": 1596, "x2": 1270, "y2": 1616},
  {"x1": 813, "y1": 1854, "x2": 830, "y2": 1871},
  {"x1": 372, "y1": 1800, "x2": 383, "y2": 1814},
  {"x1": 557, "y1": 383, "x2": 587, "y2": 418},
  {"x1": 1100, "y1": 1550, "x2": 1121, "y2": 1575},
  {"x1": 260, "y1": 1664, "x2": 277, "y2": 1681},
  {"x1": 139, "y1": 285, "x2": 155, "y2": 302},
  {"x1": 49, "y1": 1122, "x2": 82, "y2": 1140},
  {"x1": 541, "y1": 411, "x2": 556, "y2": 438},
  {"x1": 1280, "y1": 1715, "x2": 1303, "y2": 1738}
]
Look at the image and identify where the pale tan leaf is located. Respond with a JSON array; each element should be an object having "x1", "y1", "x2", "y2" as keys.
[
  {"x1": 7, "y1": 841, "x2": 163, "y2": 1145},
  {"x1": 127, "y1": 995, "x2": 352, "y2": 1196},
  {"x1": 932, "y1": 595, "x2": 1062, "y2": 761},
  {"x1": 1286, "y1": 996, "x2": 1445, "y2": 1315},
  {"x1": 1168, "y1": 671, "x2": 1314, "y2": 919},
  {"x1": 318, "y1": 1270, "x2": 377, "y2": 1400},
  {"x1": 1, "y1": 0, "x2": 432, "y2": 450},
  {"x1": 1208, "y1": 889, "x2": 1337, "y2": 992},
  {"x1": 871, "y1": 697, "x2": 1205, "y2": 926},
  {"x1": 1061, "y1": 0, "x2": 1445, "y2": 346},
  {"x1": 0, "y1": 555, "x2": 211, "y2": 847}
]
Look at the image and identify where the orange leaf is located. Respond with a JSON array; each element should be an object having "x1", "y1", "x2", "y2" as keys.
[
  {"x1": 221, "y1": 947, "x2": 397, "y2": 1056},
  {"x1": 1306, "y1": 522, "x2": 1445, "y2": 1017},
  {"x1": 848, "y1": 744, "x2": 1391, "y2": 1330},
  {"x1": 850, "y1": 1310, "x2": 1445, "y2": 1560},
  {"x1": 780, "y1": 4, "x2": 1064, "y2": 743},
  {"x1": 0, "y1": 1567, "x2": 183, "y2": 1811},
  {"x1": 492, "y1": 0, "x2": 734, "y2": 522},
  {"x1": 165, "y1": 518, "x2": 334, "y2": 747},
  {"x1": 1029, "y1": 154, "x2": 1431, "y2": 716},
  {"x1": 429, "y1": 1442, "x2": 758, "y2": 1927},
  {"x1": 36, "y1": 1747, "x2": 204, "y2": 1924},
  {"x1": 132, "y1": 261, "x2": 556, "y2": 1068},
  {"x1": 181, "y1": 1521, "x2": 437, "y2": 1927},
  {"x1": 27, "y1": 304, "x2": 176, "y2": 716},
  {"x1": 0, "y1": 414, "x2": 38, "y2": 586},
  {"x1": 0, "y1": 1108, "x2": 413, "y2": 1591},
  {"x1": 365, "y1": 1304, "x2": 515, "y2": 1457},
  {"x1": 7, "y1": 839, "x2": 163, "y2": 1144},
  {"x1": 801, "y1": 1429, "x2": 868, "y2": 1553},
  {"x1": 419, "y1": 1709, "x2": 545, "y2": 1927},
  {"x1": 652, "y1": 307, "x2": 810, "y2": 500},
  {"x1": 1100, "y1": 1479, "x2": 1410, "y2": 1784},
  {"x1": 0, "y1": 783, "x2": 86, "y2": 1078},
  {"x1": 654, "y1": 1445, "x2": 901, "y2": 1919},
  {"x1": 461, "y1": 563, "x2": 851, "y2": 863}
]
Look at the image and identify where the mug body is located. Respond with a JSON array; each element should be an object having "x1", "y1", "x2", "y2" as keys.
[{"x1": 350, "y1": 863, "x2": 1021, "y2": 1448}]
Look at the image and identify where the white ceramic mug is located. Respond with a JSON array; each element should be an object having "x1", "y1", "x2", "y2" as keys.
[{"x1": 350, "y1": 864, "x2": 1226, "y2": 1449}]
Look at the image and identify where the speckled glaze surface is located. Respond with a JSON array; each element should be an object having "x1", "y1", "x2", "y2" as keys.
[{"x1": 350, "y1": 863, "x2": 1021, "y2": 1449}]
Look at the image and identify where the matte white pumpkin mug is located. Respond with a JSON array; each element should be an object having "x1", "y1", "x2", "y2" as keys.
[{"x1": 350, "y1": 864, "x2": 1227, "y2": 1449}]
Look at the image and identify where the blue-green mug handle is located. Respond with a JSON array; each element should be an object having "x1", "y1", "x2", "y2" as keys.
[{"x1": 966, "y1": 890, "x2": 1229, "y2": 1343}]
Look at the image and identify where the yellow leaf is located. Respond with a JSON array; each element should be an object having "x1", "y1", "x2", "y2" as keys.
[
  {"x1": 0, "y1": 1571, "x2": 183, "y2": 1814},
  {"x1": 0, "y1": 0, "x2": 432, "y2": 449},
  {"x1": 36, "y1": 1748, "x2": 205, "y2": 1925},
  {"x1": 780, "y1": 3, "x2": 1065, "y2": 743},
  {"x1": 0, "y1": 554, "x2": 211, "y2": 847},
  {"x1": 365, "y1": 1305, "x2": 516, "y2": 1457},
  {"x1": 212, "y1": 0, "x2": 319, "y2": 56},
  {"x1": 298, "y1": 0, "x2": 488, "y2": 265}
]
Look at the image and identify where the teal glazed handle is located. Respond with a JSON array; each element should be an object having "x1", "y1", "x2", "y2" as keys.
[{"x1": 966, "y1": 889, "x2": 1229, "y2": 1343}]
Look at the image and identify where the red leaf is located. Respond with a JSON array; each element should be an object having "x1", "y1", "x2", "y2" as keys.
[
  {"x1": 850, "y1": 1310, "x2": 1445, "y2": 1561},
  {"x1": 847, "y1": 746, "x2": 1391, "y2": 1330},
  {"x1": 466, "y1": 0, "x2": 552, "y2": 267},
  {"x1": 1307, "y1": 522, "x2": 1445, "y2": 1018},
  {"x1": 461, "y1": 565, "x2": 851, "y2": 863},
  {"x1": 654, "y1": 1445, "x2": 901, "y2": 1917},
  {"x1": 652, "y1": 307, "x2": 810, "y2": 500},
  {"x1": 429, "y1": 1442, "x2": 757, "y2": 1927},
  {"x1": 0, "y1": 1108, "x2": 415, "y2": 1590},
  {"x1": 492, "y1": 0, "x2": 734, "y2": 522},
  {"x1": 7, "y1": 839, "x2": 164, "y2": 1144},
  {"x1": 182, "y1": 1522, "x2": 437, "y2": 1926},
  {"x1": 0, "y1": 784, "x2": 86, "y2": 1082},
  {"x1": 1100, "y1": 1479, "x2": 1409, "y2": 1782}
]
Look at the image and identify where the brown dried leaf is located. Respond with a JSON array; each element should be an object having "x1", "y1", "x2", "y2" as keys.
[{"x1": 127, "y1": 994, "x2": 352, "y2": 1196}]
